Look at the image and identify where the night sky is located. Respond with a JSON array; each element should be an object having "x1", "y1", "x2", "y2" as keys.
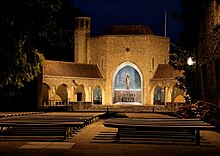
[{"x1": 70, "y1": 0, "x2": 183, "y2": 43}]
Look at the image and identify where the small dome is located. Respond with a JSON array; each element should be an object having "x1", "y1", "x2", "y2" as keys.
[{"x1": 103, "y1": 25, "x2": 154, "y2": 35}]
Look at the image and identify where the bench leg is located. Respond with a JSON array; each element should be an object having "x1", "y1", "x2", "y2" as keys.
[
  {"x1": 70, "y1": 127, "x2": 74, "y2": 136},
  {"x1": 64, "y1": 127, "x2": 70, "y2": 140},
  {"x1": 188, "y1": 129, "x2": 196, "y2": 142},
  {"x1": 195, "y1": 129, "x2": 200, "y2": 145},
  {"x1": 116, "y1": 128, "x2": 121, "y2": 143}
]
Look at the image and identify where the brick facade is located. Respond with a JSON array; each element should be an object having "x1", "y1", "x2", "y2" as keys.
[
  {"x1": 42, "y1": 17, "x2": 184, "y2": 107},
  {"x1": 198, "y1": 0, "x2": 220, "y2": 107}
]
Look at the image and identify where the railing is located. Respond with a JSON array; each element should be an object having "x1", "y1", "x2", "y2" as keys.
[{"x1": 42, "y1": 101, "x2": 93, "y2": 110}]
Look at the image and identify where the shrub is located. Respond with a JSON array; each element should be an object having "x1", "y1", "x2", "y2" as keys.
[{"x1": 174, "y1": 101, "x2": 220, "y2": 129}]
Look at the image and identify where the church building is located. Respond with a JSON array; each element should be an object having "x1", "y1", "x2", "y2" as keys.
[{"x1": 42, "y1": 17, "x2": 184, "y2": 108}]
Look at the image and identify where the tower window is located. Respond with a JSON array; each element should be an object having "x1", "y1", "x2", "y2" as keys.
[
  {"x1": 86, "y1": 20, "x2": 89, "y2": 28},
  {"x1": 80, "y1": 20, "x2": 84, "y2": 28}
]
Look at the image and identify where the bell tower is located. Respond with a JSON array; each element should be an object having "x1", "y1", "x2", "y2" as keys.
[{"x1": 74, "y1": 17, "x2": 91, "y2": 63}]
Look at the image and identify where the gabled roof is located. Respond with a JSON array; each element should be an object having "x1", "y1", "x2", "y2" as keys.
[
  {"x1": 43, "y1": 60, "x2": 103, "y2": 79},
  {"x1": 103, "y1": 25, "x2": 154, "y2": 35},
  {"x1": 153, "y1": 64, "x2": 182, "y2": 79}
]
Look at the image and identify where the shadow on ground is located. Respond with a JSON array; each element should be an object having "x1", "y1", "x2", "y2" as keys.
[{"x1": 91, "y1": 131, "x2": 215, "y2": 147}]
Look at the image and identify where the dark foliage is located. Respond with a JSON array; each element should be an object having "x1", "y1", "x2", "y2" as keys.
[
  {"x1": 174, "y1": 101, "x2": 220, "y2": 129},
  {"x1": 0, "y1": 0, "x2": 82, "y2": 89},
  {"x1": 0, "y1": 0, "x2": 83, "y2": 111},
  {"x1": 169, "y1": 0, "x2": 207, "y2": 103}
]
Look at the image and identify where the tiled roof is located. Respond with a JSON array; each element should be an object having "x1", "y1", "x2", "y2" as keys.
[
  {"x1": 103, "y1": 25, "x2": 154, "y2": 35},
  {"x1": 153, "y1": 64, "x2": 182, "y2": 79},
  {"x1": 43, "y1": 60, "x2": 103, "y2": 78}
]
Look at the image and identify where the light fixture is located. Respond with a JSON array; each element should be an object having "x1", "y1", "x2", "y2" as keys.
[{"x1": 187, "y1": 57, "x2": 195, "y2": 66}]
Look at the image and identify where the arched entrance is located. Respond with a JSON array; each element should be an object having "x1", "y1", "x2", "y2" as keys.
[
  {"x1": 113, "y1": 62, "x2": 142, "y2": 104},
  {"x1": 93, "y1": 86, "x2": 102, "y2": 104},
  {"x1": 75, "y1": 85, "x2": 85, "y2": 102},
  {"x1": 154, "y1": 86, "x2": 165, "y2": 105},
  {"x1": 56, "y1": 84, "x2": 68, "y2": 104},
  {"x1": 172, "y1": 87, "x2": 185, "y2": 103}
]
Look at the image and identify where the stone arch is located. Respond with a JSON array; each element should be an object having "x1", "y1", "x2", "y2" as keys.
[
  {"x1": 173, "y1": 95, "x2": 185, "y2": 103},
  {"x1": 93, "y1": 85, "x2": 102, "y2": 104},
  {"x1": 172, "y1": 86, "x2": 185, "y2": 103},
  {"x1": 75, "y1": 85, "x2": 85, "y2": 102},
  {"x1": 42, "y1": 83, "x2": 50, "y2": 105},
  {"x1": 56, "y1": 84, "x2": 68, "y2": 103},
  {"x1": 154, "y1": 85, "x2": 165, "y2": 105},
  {"x1": 112, "y1": 61, "x2": 143, "y2": 104}
]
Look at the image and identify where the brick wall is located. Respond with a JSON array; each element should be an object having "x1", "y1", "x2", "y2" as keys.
[
  {"x1": 198, "y1": 0, "x2": 220, "y2": 107},
  {"x1": 89, "y1": 34, "x2": 170, "y2": 105}
]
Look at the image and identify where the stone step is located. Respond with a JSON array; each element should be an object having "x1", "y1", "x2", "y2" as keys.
[{"x1": 79, "y1": 104, "x2": 170, "y2": 113}]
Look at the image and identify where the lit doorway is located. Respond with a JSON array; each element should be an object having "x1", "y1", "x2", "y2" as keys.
[
  {"x1": 93, "y1": 86, "x2": 102, "y2": 104},
  {"x1": 154, "y1": 86, "x2": 165, "y2": 105}
]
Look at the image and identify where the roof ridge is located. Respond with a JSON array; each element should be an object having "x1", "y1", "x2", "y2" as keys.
[
  {"x1": 152, "y1": 64, "x2": 182, "y2": 79},
  {"x1": 44, "y1": 60, "x2": 97, "y2": 66},
  {"x1": 103, "y1": 25, "x2": 154, "y2": 35}
]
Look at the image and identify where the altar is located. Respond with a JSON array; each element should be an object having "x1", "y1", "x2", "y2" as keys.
[{"x1": 113, "y1": 90, "x2": 141, "y2": 103}]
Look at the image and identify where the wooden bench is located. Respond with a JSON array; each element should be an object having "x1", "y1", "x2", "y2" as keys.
[
  {"x1": 103, "y1": 118, "x2": 216, "y2": 145},
  {"x1": 23, "y1": 114, "x2": 99, "y2": 125},
  {"x1": 0, "y1": 121, "x2": 85, "y2": 140},
  {"x1": 0, "y1": 113, "x2": 100, "y2": 140}
]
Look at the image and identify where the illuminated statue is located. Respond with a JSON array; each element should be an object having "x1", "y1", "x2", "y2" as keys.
[{"x1": 126, "y1": 73, "x2": 130, "y2": 90}]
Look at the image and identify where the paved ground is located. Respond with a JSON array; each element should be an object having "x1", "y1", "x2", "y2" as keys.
[{"x1": 0, "y1": 112, "x2": 220, "y2": 156}]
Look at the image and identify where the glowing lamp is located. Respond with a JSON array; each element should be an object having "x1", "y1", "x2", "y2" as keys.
[{"x1": 187, "y1": 57, "x2": 195, "y2": 66}]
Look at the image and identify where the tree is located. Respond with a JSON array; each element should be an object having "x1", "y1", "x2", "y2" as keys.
[
  {"x1": 170, "y1": 44, "x2": 197, "y2": 103},
  {"x1": 0, "y1": 0, "x2": 82, "y2": 89},
  {"x1": 170, "y1": 0, "x2": 206, "y2": 103}
]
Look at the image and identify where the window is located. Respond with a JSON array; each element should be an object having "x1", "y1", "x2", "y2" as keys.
[
  {"x1": 154, "y1": 86, "x2": 165, "y2": 105},
  {"x1": 101, "y1": 58, "x2": 104, "y2": 69},
  {"x1": 86, "y1": 20, "x2": 89, "y2": 28},
  {"x1": 152, "y1": 58, "x2": 154, "y2": 69},
  {"x1": 80, "y1": 20, "x2": 84, "y2": 28}
]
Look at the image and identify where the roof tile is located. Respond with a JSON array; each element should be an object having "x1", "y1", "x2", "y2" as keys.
[
  {"x1": 153, "y1": 64, "x2": 182, "y2": 79},
  {"x1": 43, "y1": 60, "x2": 103, "y2": 78}
]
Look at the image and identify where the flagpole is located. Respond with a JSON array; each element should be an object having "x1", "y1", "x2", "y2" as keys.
[{"x1": 164, "y1": 10, "x2": 167, "y2": 37}]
